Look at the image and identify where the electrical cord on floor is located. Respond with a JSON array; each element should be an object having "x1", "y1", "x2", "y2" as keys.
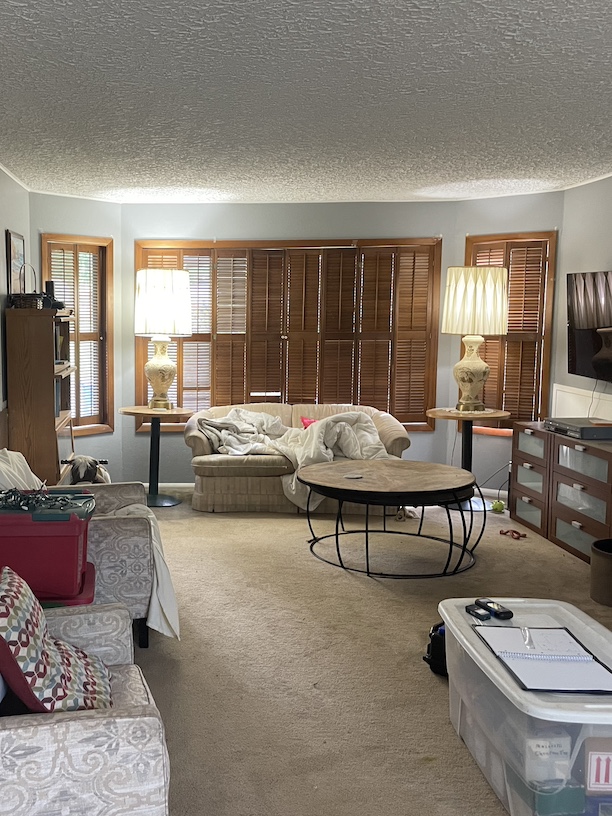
[
  {"x1": 497, "y1": 475, "x2": 509, "y2": 501},
  {"x1": 479, "y1": 461, "x2": 511, "y2": 488},
  {"x1": 448, "y1": 426, "x2": 510, "y2": 499},
  {"x1": 479, "y1": 461, "x2": 511, "y2": 512}
]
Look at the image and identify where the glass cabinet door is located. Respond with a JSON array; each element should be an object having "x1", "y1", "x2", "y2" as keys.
[
  {"x1": 515, "y1": 463, "x2": 544, "y2": 496},
  {"x1": 517, "y1": 431, "x2": 545, "y2": 460},
  {"x1": 557, "y1": 444, "x2": 608, "y2": 483},
  {"x1": 555, "y1": 482, "x2": 607, "y2": 524},
  {"x1": 514, "y1": 496, "x2": 542, "y2": 530},
  {"x1": 554, "y1": 518, "x2": 596, "y2": 558}
]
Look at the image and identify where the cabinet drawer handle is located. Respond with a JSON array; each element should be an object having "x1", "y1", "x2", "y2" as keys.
[
  {"x1": 523, "y1": 462, "x2": 533, "y2": 470},
  {"x1": 524, "y1": 429, "x2": 534, "y2": 436},
  {"x1": 572, "y1": 483, "x2": 585, "y2": 491},
  {"x1": 571, "y1": 520, "x2": 583, "y2": 529},
  {"x1": 575, "y1": 445, "x2": 586, "y2": 452},
  {"x1": 520, "y1": 496, "x2": 532, "y2": 504}
]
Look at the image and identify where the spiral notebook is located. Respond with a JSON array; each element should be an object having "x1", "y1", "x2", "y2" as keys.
[{"x1": 473, "y1": 625, "x2": 612, "y2": 692}]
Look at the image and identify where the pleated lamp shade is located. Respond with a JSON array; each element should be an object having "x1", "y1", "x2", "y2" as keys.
[
  {"x1": 134, "y1": 268, "x2": 192, "y2": 338},
  {"x1": 441, "y1": 266, "x2": 508, "y2": 336}
]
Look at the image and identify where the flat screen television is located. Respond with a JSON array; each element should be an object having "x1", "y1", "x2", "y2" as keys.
[{"x1": 567, "y1": 270, "x2": 612, "y2": 382}]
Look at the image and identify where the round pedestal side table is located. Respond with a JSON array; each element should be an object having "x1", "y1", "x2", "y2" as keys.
[
  {"x1": 427, "y1": 407, "x2": 511, "y2": 511},
  {"x1": 119, "y1": 406, "x2": 193, "y2": 507}
]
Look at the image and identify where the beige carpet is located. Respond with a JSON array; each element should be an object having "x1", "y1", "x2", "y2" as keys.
[{"x1": 137, "y1": 490, "x2": 612, "y2": 816}]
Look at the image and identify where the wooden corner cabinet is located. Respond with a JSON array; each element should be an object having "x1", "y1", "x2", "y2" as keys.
[
  {"x1": 510, "y1": 421, "x2": 612, "y2": 562},
  {"x1": 6, "y1": 307, "x2": 76, "y2": 485}
]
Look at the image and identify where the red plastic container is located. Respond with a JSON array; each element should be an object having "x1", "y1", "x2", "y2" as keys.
[
  {"x1": 0, "y1": 494, "x2": 95, "y2": 599},
  {"x1": 41, "y1": 563, "x2": 96, "y2": 606}
]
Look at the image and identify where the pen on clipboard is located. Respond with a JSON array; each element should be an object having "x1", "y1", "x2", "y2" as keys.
[{"x1": 521, "y1": 627, "x2": 535, "y2": 650}]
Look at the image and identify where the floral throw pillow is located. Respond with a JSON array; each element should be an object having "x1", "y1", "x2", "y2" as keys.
[{"x1": 0, "y1": 567, "x2": 112, "y2": 713}]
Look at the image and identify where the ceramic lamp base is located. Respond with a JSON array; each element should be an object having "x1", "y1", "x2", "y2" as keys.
[
  {"x1": 453, "y1": 334, "x2": 490, "y2": 412},
  {"x1": 144, "y1": 336, "x2": 176, "y2": 410}
]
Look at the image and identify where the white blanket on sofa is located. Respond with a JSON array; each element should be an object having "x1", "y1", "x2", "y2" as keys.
[{"x1": 197, "y1": 408, "x2": 389, "y2": 509}]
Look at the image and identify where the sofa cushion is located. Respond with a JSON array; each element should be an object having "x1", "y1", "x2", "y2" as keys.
[
  {"x1": 191, "y1": 453, "x2": 295, "y2": 478},
  {"x1": 291, "y1": 404, "x2": 377, "y2": 427},
  {"x1": 0, "y1": 567, "x2": 113, "y2": 713}
]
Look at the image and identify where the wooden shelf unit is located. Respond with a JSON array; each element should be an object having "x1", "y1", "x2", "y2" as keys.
[
  {"x1": 510, "y1": 421, "x2": 612, "y2": 563},
  {"x1": 6, "y1": 307, "x2": 75, "y2": 485}
]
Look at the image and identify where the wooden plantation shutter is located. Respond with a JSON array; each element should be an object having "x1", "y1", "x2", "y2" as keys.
[
  {"x1": 320, "y1": 249, "x2": 357, "y2": 404},
  {"x1": 357, "y1": 248, "x2": 393, "y2": 411},
  {"x1": 75, "y1": 247, "x2": 102, "y2": 423},
  {"x1": 285, "y1": 249, "x2": 321, "y2": 404},
  {"x1": 214, "y1": 250, "x2": 247, "y2": 406},
  {"x1": 248, "y1": 250, "x2": 285, "y2": 402},
  {"x1": 49, "y1": 245, "x2": 78, "y2": 422},
  {"x1": 45, "y1": 237, "x2": 112, "y2": 432},
  {"x1": 466, "y1": 233, "x2": 557, "y2": 426},
  {"x1": 391, "y1": 244, "x2": 440, "y2": 423},
  {"x1": 183, "y1": 251, "x2": 213, "y2": 411}
]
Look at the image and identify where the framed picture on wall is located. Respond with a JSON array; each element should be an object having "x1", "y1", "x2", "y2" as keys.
[{"x1": 5, "y1": 229, "x2": 25, "y2": 295}]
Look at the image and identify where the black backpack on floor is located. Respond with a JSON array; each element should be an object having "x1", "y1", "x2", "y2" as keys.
[{"x1": 423, "y1": 621, "x2": 448, "y2": 677}]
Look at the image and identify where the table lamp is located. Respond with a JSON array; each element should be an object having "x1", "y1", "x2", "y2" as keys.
[
  {"x1": 441, "y1": 266, "x2": 508, "y2": 412},
  {"x1": 134, "y1": 268, "x2": 192, "y2": 409}
]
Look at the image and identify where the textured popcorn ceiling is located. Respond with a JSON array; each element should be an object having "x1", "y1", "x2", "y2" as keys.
[{"x1": 1, "y1": 0, "x2": 612, "y2": 203}]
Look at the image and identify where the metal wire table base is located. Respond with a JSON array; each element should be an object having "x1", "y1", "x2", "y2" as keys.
[{"x1": 305, "y1": 485, "x2": 487, "y2": 579}]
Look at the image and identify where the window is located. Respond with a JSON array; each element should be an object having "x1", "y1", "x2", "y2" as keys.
[
  {"x1": 134, "y1": 239, "x2": 442, "y2": 428},
  {"x1": 41, "y1": 234, "x2": 114, "y2": 435},
  {"x1": 465, "y1": 231, "x2": 557, "y2": 427}
]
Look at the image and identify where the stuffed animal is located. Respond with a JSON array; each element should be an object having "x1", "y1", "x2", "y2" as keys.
[{"x1": 68, "y1": 456, "x2": 111, "y2": 485}]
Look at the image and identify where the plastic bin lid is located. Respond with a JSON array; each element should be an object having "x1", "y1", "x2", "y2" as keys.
[
  {"x1": 0, "y1": 494, "x2": 95, "y2": 522},
  {"x1": 439, "y1": 597, "x2": 612, "y2": 723}
]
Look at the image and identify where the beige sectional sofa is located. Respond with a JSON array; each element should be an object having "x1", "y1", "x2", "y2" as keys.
[{"x1": 184, "y1": 403, "x2": 411, "y2": 512}]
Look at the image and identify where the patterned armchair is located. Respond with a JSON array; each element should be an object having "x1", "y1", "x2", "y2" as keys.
[
  {"x1": 0, "y1": 604, "x2": 169, "y2": 816},
  {"x1": 0, "y1": 450, "x2": 179, "y2": 648},
  {"x1": 76, "y1": 482, "x2": 156, "y2": 647},
  {"x1": 49, "y1": 482, "x2": 179, "y2": 648}
]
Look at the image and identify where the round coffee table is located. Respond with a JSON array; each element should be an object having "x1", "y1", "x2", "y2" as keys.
[{"x1": 297, "y1": 459, "x2": 485, "y2": 578}]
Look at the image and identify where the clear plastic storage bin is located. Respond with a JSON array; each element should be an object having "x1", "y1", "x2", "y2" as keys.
[{"x1": 439, "y1": 598, "x2": 612, "y2": 816}]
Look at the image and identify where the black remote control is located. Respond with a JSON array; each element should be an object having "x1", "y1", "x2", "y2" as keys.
[
  {"x1": 474, "y1": 598, "x2": 513, "y2": 620},
  {"x1": 465, "y1": 603, "x2": 491, "y2": 621}
]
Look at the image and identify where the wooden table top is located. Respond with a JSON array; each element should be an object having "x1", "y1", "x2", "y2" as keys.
[
  {"x1": 426, "y1": 407, "x2": 510, "y2": 422},
  {"x1": 297, "y1": 459, "x2": 475, "y2": 505},
  {"x1": 119, "y1": 406, "x2": 193, "y2": 420}
]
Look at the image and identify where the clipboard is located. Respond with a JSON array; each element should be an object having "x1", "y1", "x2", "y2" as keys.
[{"x1": 473, "y1": 625, "x2": 612, "y2": 693}]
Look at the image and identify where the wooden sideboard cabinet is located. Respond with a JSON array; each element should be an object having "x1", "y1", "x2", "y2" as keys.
[
  {"x1": 6, "y1": 307, "x2": 76, "y2": 485},
  {"x1": 510, "y1": 421, "x2": 612, "y2": 562},
  {"x1": 510, "y1": 422, "x2": 552, "y2": 539}
]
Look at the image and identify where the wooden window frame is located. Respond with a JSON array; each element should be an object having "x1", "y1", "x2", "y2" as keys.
[
  {"x1": 134, "y1": 238, "x2": 442, "y2": 432},
  {"x1": 464, "y1": 231, "x2": 557, "y2": 434},
  {"x1": 41, "y1": 233, "x2": 114, "y2": 437}
]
